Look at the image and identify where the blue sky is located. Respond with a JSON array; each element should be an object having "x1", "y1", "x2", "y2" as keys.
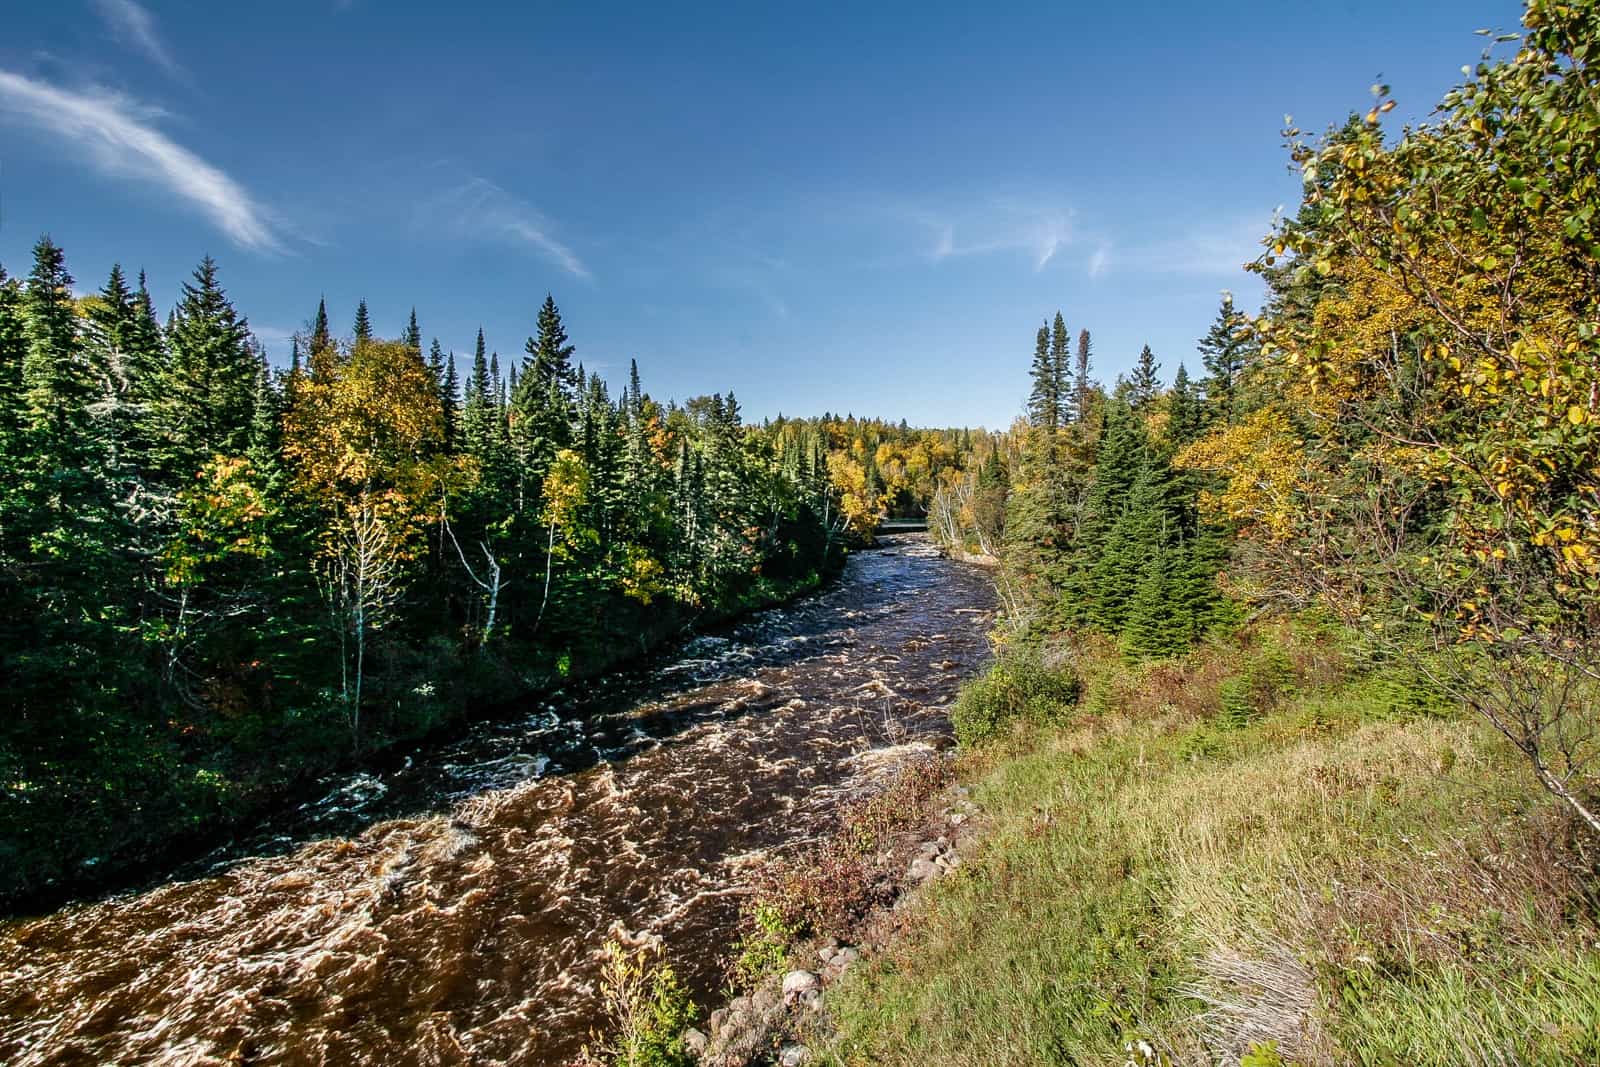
[{"x1": 2, "y1": 0, "x2": 1522, "y2": 428}]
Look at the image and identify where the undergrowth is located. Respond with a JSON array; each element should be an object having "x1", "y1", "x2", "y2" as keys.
[{"x1": 821, "y1": 621, "x2": 1600, "y2": 1066}]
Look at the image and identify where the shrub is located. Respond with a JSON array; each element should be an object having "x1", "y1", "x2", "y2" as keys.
[
  {"x1": 952, "y1": 645, "x2": 1080, "y2": 746},
  {"x1": 586, "y1": 941, "x2": 699, "y2": 1067}
]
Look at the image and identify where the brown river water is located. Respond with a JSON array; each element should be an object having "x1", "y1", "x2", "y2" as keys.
[{"x1": 0, "y1": 534, "x2": 995, "y2": 1066}]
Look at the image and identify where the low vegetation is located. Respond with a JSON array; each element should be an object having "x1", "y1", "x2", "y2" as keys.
[{"x1": 822, "y1": 625, "x2": 1600, "y2": 1066}]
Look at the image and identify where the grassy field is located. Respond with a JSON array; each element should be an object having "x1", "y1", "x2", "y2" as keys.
[{"x1": 819, "y1": 625, "x2": 1600, "y2": 1066}]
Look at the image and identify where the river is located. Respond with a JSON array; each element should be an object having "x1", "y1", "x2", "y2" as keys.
[{"x1": 0, "y1": 534, "x2": 995, "y2": 1065}]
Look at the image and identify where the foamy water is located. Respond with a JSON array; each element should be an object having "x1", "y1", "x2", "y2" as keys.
[{"x1": 0, "y1": 535, "x2": 995, "y2": 1065}]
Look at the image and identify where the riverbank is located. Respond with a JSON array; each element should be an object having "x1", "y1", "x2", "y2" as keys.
[
  {"x1": 2, "y1": 554, "x2": 845, "y2": 916},
  {"x1": 695, "y1": 621, "x2": 1600, "y2": 1066},
  {"x1": 0, "y1": 535, "x2": 997, "y2": 1066}
]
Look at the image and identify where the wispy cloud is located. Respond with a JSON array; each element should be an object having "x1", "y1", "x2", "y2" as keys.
[
  {"x1": 1087, "y1": 244, "x2": 1111, "y2": 279},
  {"x1": 912, "y1": 196, "x2": 1074, "y2": 272},
  {"x1": 420, "y1": 174, "x2": 591, "y2": 280},
  {"x1": 1117, "y1": 215, "x2": 1273, "y2": 278},
  {"x1": 90, "y1": 0, "x2": 184, "y2": 80},
  {"x1": 0, "y1": 69, "x2": 282, "y2": 251}
]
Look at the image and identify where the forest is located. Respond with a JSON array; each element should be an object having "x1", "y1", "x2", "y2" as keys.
[
  {"x1": 0, "y1": 252, "x2": 975, "y2": 903},
  {"x1": 795, "y1": 4, "x2": 1600, "y2": 1063}
]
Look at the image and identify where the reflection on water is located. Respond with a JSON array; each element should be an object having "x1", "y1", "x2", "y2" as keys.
[{"x1": 0, "y1": 535, "x2": 995, "y2": 1065}]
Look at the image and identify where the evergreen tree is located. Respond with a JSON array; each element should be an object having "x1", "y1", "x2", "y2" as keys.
[
  {"x1": 1074, "y1": 328, "x2": 1093, "y2": 423},
  {"x1": 84, "y1": 265, "x2": 145, "y2": 477},
  {"x1": 248, "y1": 356, "x2": 282, "y2": 485},
  {"x1": 441, "y1": 352, "x2": 460, "y2": 451},
  {"x1": 527, "y1": 293, "x2": 577, "y2": 394},
  {"x1": 310, "y1": 297, "x2": 333, "y2": 354},
  {"x1": 353, "y1": 299, "x2": 373, "y2": 343},
  {"x1": 403, "y1": 308, "x2": 421, "y2": 351},
  {"x1": 1167, "y1": 363, "x2": 1202, "y2": 446},
  {"x1": 0, "y1": 267, "x2": 25, "y2": 457},
  {"x1": 1128, "y1": 344, "x2": 1160, "y2": 408},
  {"x1": 461, "y1": 329, "x2": 496, "y2": 461},
  {"x1": 1197, "y1": 294, "x2": 1254, "y2": 423},
  {"x1": 158, "y1": 256, "x2": 257, "y2": 475},
  {"x1": 20, "y1": 238, "x2": 95, "y2": 467},
  {"x1": 1050, "y1": 313, "x2": 1071, "y2": 423},
  {"x1": 1027, "y1": 322, "x2": 1058, "y2": 430}
]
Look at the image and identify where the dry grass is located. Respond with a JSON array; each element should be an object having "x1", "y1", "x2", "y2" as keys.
[{"x1": 820, "y1": 628, "x2": 1600, "y2": 1066}]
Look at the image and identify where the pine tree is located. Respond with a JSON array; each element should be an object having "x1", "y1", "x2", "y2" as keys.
[
  {"x1": 21, "y1": 237, "x2": 94, "y2": 461},
  {"x1": 1050, "y1": 313, "x2": 1071, "y2": 423},
  {"x1": 525, "y1": 293, "x2": 577, "y2": 404},
  {"x1": 84, "y1": 265, "x2": 143, "y2": 476},
  {"x1": 441, "y1": 352, "x2": 460, "y2": 451},
  {"x1": 1168, "y1": 363, "x2": 1202, "y2": 446},
  {"x1": 1197, "y1": 294, "x2": 1255, "y2": 423},
  {"x1": 248, "y1": 356, "x2": 282, "y2": 486},
  {"x1": 403, "y1": 308, "x2": 421, "y2": 351},
  {"x1": 353, "y1": 299, "x2": 373, "y2": 343},
  {"x1": 1027, "y1": 322, "x2": 1058, "y2": 430},
  {"x1": 310, "y1": 297, "x2": 333, "y2": 354},
  {"x1": 1129, "y1": 344, "x2": 1160, "y2": 408},
  {"x1": 159, "y1": 257, "x2": 258, "y2": 476},
  {"x1": 461, "y1": 329, "x2": 496, "y2": 461},
  {"x1": 0, "y1": 266, "x2": 25, "y2": 457},
  {"x1": 1074, "y1": 328, "x2": 1093, "y2": 423}
]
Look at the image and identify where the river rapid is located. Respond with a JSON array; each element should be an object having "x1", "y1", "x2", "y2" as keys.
[{"x1": 0, "y1": 535, "x2": 995, "y2": 1065}]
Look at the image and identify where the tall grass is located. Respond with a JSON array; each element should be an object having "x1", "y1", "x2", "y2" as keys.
[{"x1": 823, "y1": 627, "x2": 1600, "y2": 1065}]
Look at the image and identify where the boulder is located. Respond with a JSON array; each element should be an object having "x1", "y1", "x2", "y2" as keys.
[
  {"x1": 681, "y1": 1027, "x2": 708, "y2": 1056},
  {"x1": 778, "y1": 1045, "x2": 814, "y2": 1067},
  {"x1": 781, "y1": 969, "x2": 820, "y2": 1002},
  {"x1": 907, "y1": 856, "x2": 940, "y2": 882}
]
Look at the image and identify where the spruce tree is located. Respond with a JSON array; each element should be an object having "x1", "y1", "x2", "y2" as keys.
[
  {"x1": 159, "y1": 256, "x2": 257, "y2": 476},
  {"x1": 247, "y1": 357, "x2": 282, "y2": 486},
  {"x1": 1129, "y1": 344, "x2": 1160, "y2": 408},
  {"x1": 403, "y1": 308, "x2": 421, "y2": 351},
  {"x1": 310, "y1": 297, "x2": 333, "y2": 354},
  {"x1": 1074, "y1": 328, "x2": 1093, "y2": 423},
  {"x1": 84, "y1": 265, "x2": 144, "y2": 477},
  {"x1": 0, "y1": 267, "x2": 25, "y2": 457},
  {"x1": 1027, "y1": 322, "x2": 1058, "y2": 430},
  {"x1": 1197, "y1": 294, "x2": 1255, "y2": 423},
  {"x1": 21, "y1": 237, "x2": 94, "y2": 462},
  {"x1": 441, "y1": 352, "x2": 460, "y2": 451},
  {"x1": 1168, "y1": 363, "x2": 1202, "y2": 446},
  {"x1": 1049, "y1": 313, "x2": 1071, "y2": 423},
  {"x1": 353, "y1": 299, "x2": 373, "y2": 343}
]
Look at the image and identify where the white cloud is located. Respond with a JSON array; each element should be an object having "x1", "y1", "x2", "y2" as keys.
[
  {"x1": 0, "y1": 70, "x2": 281, "y2": 251},
  {"x1": 421, "y1": 174, "x2": 591, "y2": 280},
  {"x1": 918, "y1": 197, "x2": 1074, "y2": 273},
  {"x1": 90, "y1": 0, "x2": 184, "y2": 80},
  {"x1": 1088, "y1": 243, "x2": 1111, "y2": 279}
]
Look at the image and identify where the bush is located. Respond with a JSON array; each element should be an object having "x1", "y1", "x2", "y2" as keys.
[
  {"x1": 951, "y1": 645, "x2": 1080, "y2": 746},
  {"x1": 586, "y1": 941, "x2": 699, "y2": 1067}
]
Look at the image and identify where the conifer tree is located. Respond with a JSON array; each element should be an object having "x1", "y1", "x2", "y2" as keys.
[
  {"x1": 84, "y1": 265, "x2": 144, "y2": 476},
  {"x1": 1168, "y1": 363, "x2": 1201, "y2": 446},
  {"x1": 1129, "y1": 344, "x2": 1160, "y2": 408},
  {"x1": 159, "y1": 257, "x2": 257, "y2": 476},
  {"x1": 0, "y1": 267, "x2": 25, "y2": 457},
  {"x1": 310, "y1": 297, "x2": 333, "y2": 355},
  {"x1": 403, "y1": 308, "x2": 421, "y2": 351},
  {"x1": 1197, "y1": 294, "x2": 1255, "y2": 423},
  {"x1": 353, "y1": 299, "x2": 373, "y2": 343},
  {"x1": 1027, "y1": 322, "x2": 1058, "y2": 430},
  {"x1": 1049, "y1": 313, "x2": 1071, "y2": 423},
  {"x1": 1074, "y1": 328, "x2": 1094, "y2": 423},
  {"x1": 441, "y1": 352, "x2": 460, "y2": 451},
  {"x1": 248, "y1": 357, "x2": 282, "y2": 486},
  {"x1": 21, "y1": 238, "x2": 94, "y2": 462}
]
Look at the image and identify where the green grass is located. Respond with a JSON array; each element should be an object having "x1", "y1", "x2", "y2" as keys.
[{"x1": 820, "y1": 628, "x2": 1600, "y2": 1066}]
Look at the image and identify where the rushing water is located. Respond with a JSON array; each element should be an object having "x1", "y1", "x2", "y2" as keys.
[{"x1": 0, "y1": 535, "x2": 995, "y2": 1066}]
